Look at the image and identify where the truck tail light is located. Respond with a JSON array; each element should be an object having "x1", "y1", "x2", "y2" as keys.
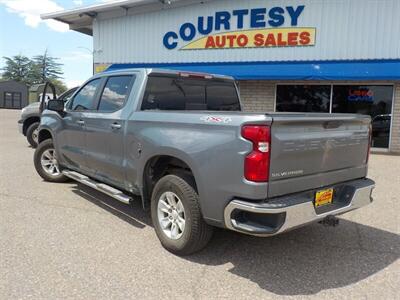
[
  {"x1": 366, "y1": 124, "x2": 372, "y2": 164},
  {"x1": 242, "y1": 125, "x2": 271, "y2": 182}
]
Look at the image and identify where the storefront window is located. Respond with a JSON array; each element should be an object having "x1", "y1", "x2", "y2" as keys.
[
  {"x1": 276, "y1": 85, "x2": 331, "y2": 113},
  {"x1": 332, "y1": 85, "x2": 393, "y2": 148},
  {"x1": 274, "y1": 84, "x2": 394, "y2": 149}
]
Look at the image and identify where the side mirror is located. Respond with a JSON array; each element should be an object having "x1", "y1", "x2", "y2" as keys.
[{"x1": 47, "y1": 99, "x2": 64, "y2": 113}]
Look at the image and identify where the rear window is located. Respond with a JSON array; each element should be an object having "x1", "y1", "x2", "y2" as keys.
[{"x1": 141, "y1": 76, "x2": 240, "y2": 111}]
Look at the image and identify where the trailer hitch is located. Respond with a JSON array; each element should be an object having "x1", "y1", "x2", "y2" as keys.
[{"x1": 319, "y1": 216, "x2": 340, "y2": 227}]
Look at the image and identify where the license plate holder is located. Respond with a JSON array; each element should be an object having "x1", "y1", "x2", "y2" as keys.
[{"x1": 315, "y1": 188, "x2": 334, "y2": 208}]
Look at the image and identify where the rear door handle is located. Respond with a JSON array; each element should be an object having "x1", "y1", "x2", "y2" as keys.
[
  {"x1": 111, "y1": 123, "x2": 122, "y2": 130},
  {"x1": 77, "y1": 120, "x2": 85, "y2": 126}
]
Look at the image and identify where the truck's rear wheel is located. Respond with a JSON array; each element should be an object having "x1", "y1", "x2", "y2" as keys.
[
  {"x1": 151, "y1": 174, "x2": 213, "y2": 255},
  {"x1": 34, "y1": 139, "x2": 68, "y2": 183},
  {"x1": 26, "y1": 122, "x2": 39, "y2": 148}
]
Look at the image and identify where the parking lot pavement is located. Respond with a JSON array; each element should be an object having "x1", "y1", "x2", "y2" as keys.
[{"x1": 0, "y1": 109, "x2": 399, "y2": 300}]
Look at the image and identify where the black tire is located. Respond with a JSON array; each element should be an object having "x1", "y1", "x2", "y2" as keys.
[
  {"x1": 26, "y1": 122, "x2": 39, "y2": 148},
  {"x1": 34, "y1": 139, "x2": 68, "y2": 183},
  {"x1": 151, "y1": 174, "x2": 213, "y2": 255}
]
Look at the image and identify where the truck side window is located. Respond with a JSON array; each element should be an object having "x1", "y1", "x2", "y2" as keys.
[
  {"x1": 142, "y1": 77, "x2": 185, "y2": 110},
  {"x1": 71, "y1": 79, "x2": 101, "y2": 111},
  {"x1": 142, "y1": 76, "x2": 240, "y2": 111},
  {"x1": 98, "y1": 76, "x2": 134, "y2": 112}
]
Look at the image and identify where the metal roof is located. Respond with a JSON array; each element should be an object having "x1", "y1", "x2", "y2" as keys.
[{"x1": 41, "y1": 0, "x2": 209, "y2": 36}]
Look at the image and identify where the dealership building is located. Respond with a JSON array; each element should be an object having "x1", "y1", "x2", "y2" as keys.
[{"x1": 43, "y1": 0, "x2": 400, "y2": 153}]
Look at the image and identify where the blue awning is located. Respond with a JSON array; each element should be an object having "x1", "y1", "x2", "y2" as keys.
[{"x1": 106, "y1": 59, "x2": 400, "y2": 81}]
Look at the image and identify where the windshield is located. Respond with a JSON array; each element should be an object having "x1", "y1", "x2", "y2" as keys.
[{"x1": 59, "y1": 87, "x2": 79, "y2": 103}]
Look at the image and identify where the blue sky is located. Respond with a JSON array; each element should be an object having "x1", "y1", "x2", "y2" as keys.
[{"x1": 0, "y1": 0, "x2": 111, "y2": 87}]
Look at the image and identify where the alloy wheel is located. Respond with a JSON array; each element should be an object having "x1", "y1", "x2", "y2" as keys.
[
  {"x1": 40, "y1": 149, "x2": 61, "y2": 176},
  {"x1": 157, "y1": 191, "x2": 186, "y2": 240}
]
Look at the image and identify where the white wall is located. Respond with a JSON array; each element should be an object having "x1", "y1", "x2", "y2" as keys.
[{"x1": 93, "y1": 0, "x2": 400, "y2": 64}]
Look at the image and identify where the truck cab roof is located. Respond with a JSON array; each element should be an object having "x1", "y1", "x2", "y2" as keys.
[{"x1": 100, "y1": 68, "x2": 235, "y2": 81}]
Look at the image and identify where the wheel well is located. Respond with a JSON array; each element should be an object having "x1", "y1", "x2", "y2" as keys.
[
  {"x1": 142, "y1": 156, "x2": 196, "y2": 210},
  {"x1": 23, "y1": 117, "x2": 40, "y2": 135},
  {"x1": 38, "y1": 130, "x2": 52, "y2": 144}
]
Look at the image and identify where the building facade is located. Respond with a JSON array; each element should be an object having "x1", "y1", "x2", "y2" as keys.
[
  {"x1": 0, "y1": 80, "x2": 28, "y2": 109},
  {"x1": 44, "y1": 0, "x2": 400, "y2": 153}
]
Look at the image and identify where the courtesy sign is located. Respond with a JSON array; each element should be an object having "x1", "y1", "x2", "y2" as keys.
[{"x1": 163, "y1": 5, "x2": 315, "y2": 50}]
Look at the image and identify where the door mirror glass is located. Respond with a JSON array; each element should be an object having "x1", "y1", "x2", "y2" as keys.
[{"x1": 47, "y1": 99, "x2": 65, "y2": 113}]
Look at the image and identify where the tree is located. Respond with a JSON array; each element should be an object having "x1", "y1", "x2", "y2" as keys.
[
  {"x1": 2, "y1": 55, "x2": 33, "y2": 84},
  {"x1": 1, "y1": 51, "x2": 67, "y2": 91},
  {"x1": 30, "y1": 49, "x2": 63, "y2": 83},
  {"x1": 49, "y1": 78, "x2": 68, "y2": 94}
]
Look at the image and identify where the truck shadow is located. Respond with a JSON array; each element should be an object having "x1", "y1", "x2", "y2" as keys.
[
  {"x1": 71, "y1": 184, "x2": 151, "y2": 228},
  {"x1": 71, "y1": 183, "x2": 399, "y2": 296},
  {"x1": 189, "y1": 225, "x2": 400, "y2": 295}
]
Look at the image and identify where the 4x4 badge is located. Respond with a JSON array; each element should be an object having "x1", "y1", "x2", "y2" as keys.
[{"x1": 200, "y1": 116, "x2": 232, "y2": 124}]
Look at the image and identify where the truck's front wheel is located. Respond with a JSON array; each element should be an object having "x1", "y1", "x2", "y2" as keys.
[
  {"x1": 151, "y1": 174, "x2": 213, "y2": 255},
  {"x1": 34, "y1": 139, "x2": 68, "y2": 183}
]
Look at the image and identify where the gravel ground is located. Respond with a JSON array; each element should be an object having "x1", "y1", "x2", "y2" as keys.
[{"x1": 0, "y1": 109, "x2": 399, "y2": 300}]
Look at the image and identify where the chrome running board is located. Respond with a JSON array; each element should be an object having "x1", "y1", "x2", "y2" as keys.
[{"x1": 62, "y1": 170, "x2": 132, "y2": 205}]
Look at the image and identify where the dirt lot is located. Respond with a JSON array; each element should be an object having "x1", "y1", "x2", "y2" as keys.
[{"x1": 1, "y1": 109, "x2": 399, "y2": 299}]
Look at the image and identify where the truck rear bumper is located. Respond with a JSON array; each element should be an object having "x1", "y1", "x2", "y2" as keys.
[{"x1": 224, "y1": 178, "x2": 375, "y2": 236}]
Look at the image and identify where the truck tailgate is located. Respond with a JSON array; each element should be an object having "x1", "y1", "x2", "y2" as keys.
[{"x1": 268, "y1": 113, "x2": 371, "y2": 198}]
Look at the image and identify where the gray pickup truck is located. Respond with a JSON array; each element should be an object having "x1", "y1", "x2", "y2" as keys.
[{"x1": 34, "y1": 68, "x2": 375, "y2": 255}]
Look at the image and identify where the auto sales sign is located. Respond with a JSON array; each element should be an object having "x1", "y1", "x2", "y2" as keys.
[{"x1": 163, "y1": 5, "x2": 315, "y2": 50}]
